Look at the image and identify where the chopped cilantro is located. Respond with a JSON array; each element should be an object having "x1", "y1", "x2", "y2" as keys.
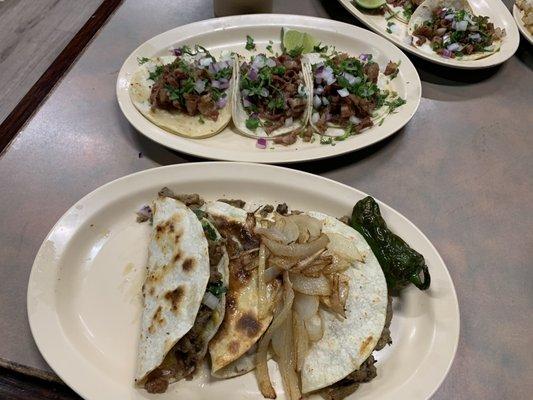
[
  {"x1": 288, "y1": 46, "x2": 304, "y2": 57},
  {"x1": 198, "y1": 116, "x2": 205, "y2": 124},
  {"x1": 402, "y1": 3, "x2": 414, "y2": 20},
  {"x1": 272, "y1": 66, "x2": 286, "y2": 75},
  {"x1": 207, "y1": 281, "x2": 227, "y2": 297},
  {"x1": 335, "y1": 124, "x2": 354, "y2": 141},
  {"x1": 245, "y1": 35, "x2": 256, "y2": 51},
  {"x1": 267, "y1": 96, "x2": 285, "y2": 111},
  {"x1": 246, "y1": 117, "x2": 260, "y2": 130},
  {"x1": 378, "y1": 118, "x2": 384, "y2": 126},
  {"x1": 386, "y1": 27, "x2": 393, "y2": 34},
  {"x1": 137, "y1": 57, "x2": 150, "y2": 65},
  {"x1": 266, "y1": 40, "x2": 274, "y2": 53},
  {"x1": 387, "y1": 21, "x2": 395, "y2": 27},
  {"x1": 320, "y1": 136, "x2": 333, "y2": 145},
  {"x1": 313, "y1": 43, "x2": 329, "y2": 53},
  {"x1": 148, "y1": 65, "x2": 164, "y2": 81},
  {"x1": 201, "y1": 220, "x2": 218, "y2": 241},
  {"x1": 385, "y1": 97, "x2": 407, "y2": 113}
]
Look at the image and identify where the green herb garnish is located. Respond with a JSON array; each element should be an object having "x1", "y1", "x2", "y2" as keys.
[
  {"x1": 137, "y1": 57, "x2": 150, "y2": 65},
  {"x1": 206, "y1": 281, "x2": 228, "y2": 297},
  {"x1": 148, "y1": 65, "x2": 164, "y2": 81},
  {"x1": 246, "y1": 117, "x2": 260, "y2": 130},
  {"x1": 201, "y1": 220, "x2": 218, "y2": 241},
  {"x1": 245, "y1": 35, "x2": 256, "y2": 51},
  {"x1": 266, "y1": 40, "x2": 274, "y2": 53},
  {"x1": 385, "y1": 97, "x2": 406, "y2": 113},
  {"x1": 198, "y1": 116, "x2": 205, "y2": 124}
]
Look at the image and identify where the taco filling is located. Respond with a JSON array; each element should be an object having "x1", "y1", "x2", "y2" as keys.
[
  {"x1": 309, "y1": 53, "x2": 401, "y2": 136},
  {"x1": 238, "y1": 54, "x2": 308, "y2": 135},
  {"x1": 412, "y1": 7, "x2": 505, "y2": 57},
  {"x1": 148, "y1": 46, "x2": 233, "y2": 121}
]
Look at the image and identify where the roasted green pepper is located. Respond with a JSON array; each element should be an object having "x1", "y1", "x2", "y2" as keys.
[{"x1": 350, "y1": 196, "x2": 430, "y2": 291}]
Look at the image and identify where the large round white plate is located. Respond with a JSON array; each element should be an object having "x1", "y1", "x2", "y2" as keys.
[
  {"x1": 337, "y1": 0, "x2": 520, "y2": 69},
  {"x1": 117, "y1": 14, "x2": 421, "y2": 163},
  {"x1": 513, "y1": 4, "x2": 533, "y2": 44},
  {"x1": 28, "y1": 163, "x2": 459, "y2": 400}
]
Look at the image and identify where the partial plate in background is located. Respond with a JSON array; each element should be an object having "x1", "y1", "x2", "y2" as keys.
[
  {"x1": 117, "y1": 14, "x2": 421, "y2": 163},
  {"x1": 28, "y1": 163, "x2": 459, "y2": 400},
  {"x1": 513, "y1": 4, "x2": 533, "y2": 44},
  {"x1": 337, "y1": 0, "x2": 520, "y2": 68}
]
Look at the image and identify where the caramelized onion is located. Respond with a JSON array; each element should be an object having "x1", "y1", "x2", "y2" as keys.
[
  {"x1": 328, "y1": 273, "x2": 350, "y2": 318},
  {"x1": 256, "y1": 272, "x2": 294, "y2": 399},
  {"x1": 263, "y1": 233, "x2": 329, "y2": 258},
  {"x1": 326, "y1": 232, "x2": 363, "y2": 262},
  {"x1": 258, "y1": 243, "x2": 268, "y2": 319},
  {"x1": 287, "y1": 214, "x2": 322, "y2": 242},
  {"x1": 274, "y1": 216, "x2": 300, "y2": 244},
  {"x1": 290, "y1": 273, "x2": 331, "y2": 296},
  {"x1": 305, "y1": 314, "x2": 324, "y2": 342},
  {"x1": 264, "y1": 265, "x2": 282, "y2": 283},
  {"x1": 292, "y1": 311, "x2": 309, "y2": 372},
  {"x1": 254, "y1": 226, "x2": 288, "y2": 243}
]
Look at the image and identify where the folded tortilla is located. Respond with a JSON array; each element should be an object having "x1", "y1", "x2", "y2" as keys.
[
  {"x1": 232, "y1": 55, "x2": 312, "y2": 138},
  {"x1": 408, "y1": 0, "x2": 502, "y2": 60},
  {"x1": 205, "y1": 201, "x2": 282, "y2": 377},
  {"x1": 300, "y1": 212, "x2": 388, "y2": 393},
  {"x1": 129, "y1": 56, "x2": 233, "y2": 138},
  {"x1": 135, "y1": 195, "x2": 229, "y2": 389}
]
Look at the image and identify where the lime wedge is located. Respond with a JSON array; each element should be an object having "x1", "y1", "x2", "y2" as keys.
[
  {"x1": 282, "y1": 28, "x2": 317, "y2": 54},
  {"x1": 354, "y1": 0, "x2": 386, "y2": 9}
]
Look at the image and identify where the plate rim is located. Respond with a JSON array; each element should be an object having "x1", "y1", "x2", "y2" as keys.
[
  {"x1": 336, "y1": 0, "x2": 520, "y2": 69},
  {"x1": 116, "y1": 14, "x2": 422, "y2": 164},
  {"x1": 513, "y1": 4, "x2": 533, "y2": 44},
  {"x1": 27, "y1": 162, "x2": 460, "y2": 400}
]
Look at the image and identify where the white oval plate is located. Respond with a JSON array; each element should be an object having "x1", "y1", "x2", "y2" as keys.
[
  {"x1": 337, "y1": 0, "x2": 520, "y2": 68},
  {"x1": 513, "y1": 4, "x2": 533, "y2": 44},
  {"x1": 117, "y1": 15, "x2": 421, "y2": 163},
  {"x1": 28, "y1": 163, "x2": 459, "y2": 400}
]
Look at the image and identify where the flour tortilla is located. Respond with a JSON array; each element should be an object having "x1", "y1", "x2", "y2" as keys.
[
  {"x1": 135, "y1": 196, "x2": 228, "y2": 384},
  {"x1": 301, "y1": 212, "x2": 388, "y2": 393},
  {"x1": 129, "y1": 56, "x2": 233, "y2": 138},
  {"x1": 205, "y1": 201, "x2": 282, "y2": 375},
  {"x1": 408, "y1": 0, "x2": 502, "y2": 60},
  {"x1": 232, "y1": 55, "x2": 312, "y2": 138}
]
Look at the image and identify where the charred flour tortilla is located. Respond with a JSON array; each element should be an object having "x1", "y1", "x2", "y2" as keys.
[
  {"x1": 300, "y1": 212, "x2": 388, "y2": 394},
  {"x1": 135, "y1": 195, "x2": 229, "y2": 393},
  {"x1": 129, "y1": 54, "x2": 233, "y2": 138},
  {"x1": 206, "y1": 201, "x2": 282, "y2": 377}
]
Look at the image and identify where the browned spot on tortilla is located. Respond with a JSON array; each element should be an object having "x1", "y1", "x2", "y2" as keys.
[
  {"x1": 155, "y1": 219, "x2": 177, "y2": 240},
  {"x1": 173, "y1": 251, "x2": 181, "y2": 263},
  {"x1": 164, "y1": 286, "x2": 184, "y2": 312},
  {"x1": 148, "y1": 306, "x2": 164, "y2": 334},
  {"x1": 229, "y1": 340, "x2": 240, "y2": 354},
  {"x1": 359, "y1": 336, "x2": 374, "y2": 356},
  {"x1": 182, "y1": 258, "x2": 195, "y2": 272},
  {"x1": 225, "y1": 294, "x2": 237, "y2": 314},
  {"x1": 236, "y1": 313, "x2": 262, "y2": 338},
  {"x1": 149, "y1": 287, "x2": 155, "y2": 296},
  {"x1": 174, "y1": 232, "x2": 181, "y2": 244}
]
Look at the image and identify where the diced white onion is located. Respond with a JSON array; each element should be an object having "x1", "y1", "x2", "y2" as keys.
[
  {"x1": 266, "y1": 58, "x2": 277, "y2": 68},
  {"x1": 322, "y1": 97, "x2": 329, "y2": 106},
  {"x1": 199, "y1": 57, "x2": 213, "y2": 67},
  {"x1": 456, "y1": 20, "x2": 468, "y2": 31},
  {"x1": 284, "y1": 117, "x2": 294, "y2": 127},
  {"x1": 311, "y1": 112, "x2": 319, "y2": 124},
  {"x1": 313, "y1": 95, "x2": 322, "y2": 109},
  {"x1": 337, "y1": 88, "x2": 349, "y2": 97},
  {"x1": 315, "y1": 85, "x2": 324, "y2": 95},
  {"x1": 349, "y1": 115, "x2": 361, "y2": 124},
  {"x1": 194, "y1": 79, "x2": 206, "y2": 94},
  {"x1": 202, "y1": 291, "x2": 220, "y2": 310}
]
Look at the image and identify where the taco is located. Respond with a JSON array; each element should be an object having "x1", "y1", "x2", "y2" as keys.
[
  {"x1": 205, "y1": 200, "x2": 282, "y2": 378},
  {"x1": 408, "y1": 0, "x2": 505, "y2": 60},
  {"x1": 129, "y1": 46, "x2": 234, "y2": 138},
  {"x1": 135, "y1": 191, "x2": 229, "y2": 393},
  {"x1": 232, "y1": 53, "x2": 311, "y2": 139},
  {"x1": 303, "y1": 52, "x2": 403, "y2": 139}
]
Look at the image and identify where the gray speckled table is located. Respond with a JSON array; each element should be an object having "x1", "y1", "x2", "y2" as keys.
[{"x1": 0, "y1": 0, "x2": 532, "y2": 398}]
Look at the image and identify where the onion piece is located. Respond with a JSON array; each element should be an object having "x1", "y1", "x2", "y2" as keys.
[
  {"x1": 272, "y1": 307, "x2": 300, "y2": 400},
  {"x1": 292, "y1": 311, "x2": 309, "y2": 372},
  {"x1": 337, "y1": 88, "x2": 349, "y2": 97},
  {"x1": 291, "y1": 249, "x2": 326, "y2": 273},
  {"x1": 258, "y1": 243, "x2": 268, "y2": 319},
  {"x1": 326, "y1": 232, "x2": 363, "y2": 262},
  {"x1": 254, "y1": 226, "x2": 288, "y2": 243},
  {"x1": 328, "y1": 273, "x2": 350, "y2": 318},
  {"x1": 194, "y1": 79, "x2": 206, "y2": 94},
  {"x1": 202, "y1": 291, "x2": 220, "y2": 310},
  {"x1": 293, "y1": 293, "x2": 319, "y2": 321},
  {"x1": 290, "y1": 273, "x2": 331, "y2": 296},
  {"x1": 273, "y1": 215, "x2": 299, "y2": 244},
  {"x1": 266, "y1": 58, "x2": 277, "y2": 68},
  {"x1": 287, "y1": 214, "x2": 323, "y2": 242},
  {"x1": 264, "y1": 265, "x2": 282, "y2": 282},
  {"x1": 305, "y1": 313, "x2": 324, "y2": 342},
  {"x1": 262, "y1": 233, "x2": 329, "y2": 258},
  {"x1": 256, "y1": 272, "x2": 295, "y2": 399},
  {"x1": 268, "y1": 256, "x2": 298, "y2": 270}
]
